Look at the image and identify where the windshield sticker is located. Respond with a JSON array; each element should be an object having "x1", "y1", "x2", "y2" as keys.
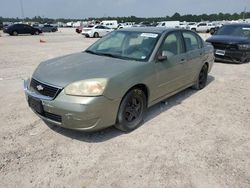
[
  {"x1": 243, "y1": 28, "x2": 250, "y2": 30},
  {"x1": 141, "y1": 56, "x2": 146, "y2": 59},
  {"x1": 141, "y1": 33, "x2": 158, "y2": 38}
]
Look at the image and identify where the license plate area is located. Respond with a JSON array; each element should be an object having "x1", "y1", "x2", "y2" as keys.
[
  {"x1": 215, "y1": 49, "x2": 225, "y2": 56},
  {"x1": 28, "y1": 96, "x2": 44, "y2": 114}
]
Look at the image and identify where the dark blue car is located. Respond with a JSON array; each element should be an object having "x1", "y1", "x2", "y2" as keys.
[
  {"x1": 206, "y1": 23, "x2": 250, "y2": 63},
  {"x1": 3, "y1": 24, "x2": 42, "y2": 36}
]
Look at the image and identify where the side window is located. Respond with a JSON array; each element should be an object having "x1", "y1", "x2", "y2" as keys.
[
  {"x1": 199, "y1": 23, "x2": 206, "y2": 26},
  {"x1": 182, "y1": 32, "x2": 199, "y2": 51},
  {"x1": 161, "y1": 32, "x2": 184, "y2": 57}
]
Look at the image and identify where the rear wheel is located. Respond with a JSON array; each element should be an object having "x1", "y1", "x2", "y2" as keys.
[
  {"x1": 94, "y1": 32, "x2": 99, "y2": 38},
  {"x1": 12, "y1": 31, "x2": 18, "y2": 36},
  {"x1": 192, "y1": 64, "x2": 208, "y2": 90},
  {"x1": 115, "y1": 89, "x2": 146, "y2": 132},
  {"x1": 191, "y1": 28, "x2": 196, "y2": 32},
  {"x1": 34, "y1": 31, "x2": 40, "y2": 35}
]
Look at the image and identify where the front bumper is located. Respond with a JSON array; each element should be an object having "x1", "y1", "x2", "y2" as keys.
[
  {"x1": 24, "y1": 79, "x2": 121, "y2": 131},
  {"x1": 214, "y1": 49, "x2": 250, "y2": 63}
]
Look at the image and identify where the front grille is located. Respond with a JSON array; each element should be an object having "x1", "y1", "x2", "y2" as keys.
[
  {"x1": 212, "y1": 42, "x2": 237, "y2": 50},
  {"x1": 44, "y1": 111, "x2": 62, "y2": 123},
  {"x1": 30, "y1": 78, "x2": 62, "y2": 99}
]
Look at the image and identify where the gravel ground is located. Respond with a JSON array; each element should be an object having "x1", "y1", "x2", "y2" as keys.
[{"x1": 0, "y1": 28, "x2": 249, "y2": 188}]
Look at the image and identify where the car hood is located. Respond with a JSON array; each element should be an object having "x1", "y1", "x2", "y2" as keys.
[
  {"x1": 206, "y1": 35, "x2": 250, "y2": 44},
  {"x1": 32, "y1": 52, "x2": 142, "y2": 88}
]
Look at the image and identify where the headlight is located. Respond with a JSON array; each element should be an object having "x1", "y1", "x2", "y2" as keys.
[
  {"x1": 238, "y1": 44, "x2": 250, "y2": 50},
  {"x1": 64, "y1": 79, "x2": 107, "y2": 96}
]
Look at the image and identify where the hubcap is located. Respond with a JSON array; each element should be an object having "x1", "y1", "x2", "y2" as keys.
[{"x1": 124, "y1": 97, "x2": 142, "y2": 122}]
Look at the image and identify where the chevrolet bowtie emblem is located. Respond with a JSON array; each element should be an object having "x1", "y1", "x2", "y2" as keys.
[{"x1": 36, "y1": 85, "x2": 44, "y2": 91}]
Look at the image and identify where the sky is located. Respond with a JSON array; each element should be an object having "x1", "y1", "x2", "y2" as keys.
[{"x1": 0, "y1": 0, "x2": 250, "y2": 19}]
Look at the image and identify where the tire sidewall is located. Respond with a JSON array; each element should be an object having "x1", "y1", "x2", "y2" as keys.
[
  {"x1": 194, "y1": 64, "x2": 208, "y2": 90},
  {"x1": 116, "y1": 89, "x2": 146, "y2": 132},
  {"x1": 12, "y1": 31, "x2": 18, "y2": 36},
  {"x1": 94, "y1": 32, "x2": 99, "y2": 38}
]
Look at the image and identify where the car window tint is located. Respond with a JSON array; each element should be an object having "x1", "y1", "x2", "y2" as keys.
[
  {"x1": 183, "y1": 32, "x2": 199, "y2": 51},
  {"x1": 161, "y1": 32, "x2": 183, "y2": 56}
]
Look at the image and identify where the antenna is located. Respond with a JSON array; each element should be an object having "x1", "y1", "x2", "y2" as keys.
[{"x1": 20, "y1": 0, "x2": 24, "y2": 20}]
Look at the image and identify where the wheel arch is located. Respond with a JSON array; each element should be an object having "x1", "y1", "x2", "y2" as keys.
[{"x1": 123, "y1": 83, "x2": 149, "y2": 106}]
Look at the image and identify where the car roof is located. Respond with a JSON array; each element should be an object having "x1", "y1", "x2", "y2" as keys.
[{"x1": 120, "y1": 27, "x2": 177, "y2": 34}]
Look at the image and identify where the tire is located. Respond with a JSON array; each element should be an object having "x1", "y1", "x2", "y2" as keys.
[
  {"x1": 115, "y1": 89, "x2": 146, "y2": 132},
  {"x1": 94, "y1": 32, "x2": 99, "y2": 38},
  {"x1": 12, "y1": 31, "x2": 18, "y2": 36},
  {"x1": 34, "y1": 31, "x2": 40, "y2": 35},
  {"x1": 191, "y1": 28, "x2": 196, "y2": 32},
  {"x1": 192, "y1": 64, "x2": 208, "y2": 90},
  {"x1": 210, "y1": 28, "x2": 215, "y2": 35}
]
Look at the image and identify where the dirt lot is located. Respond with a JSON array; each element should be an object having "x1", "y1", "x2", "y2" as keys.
[{"x1": 0, "y1": 28, "x2": 249, "y2": 188}]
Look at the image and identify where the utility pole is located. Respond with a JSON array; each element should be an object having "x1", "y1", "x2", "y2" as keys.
[
  {"x1": 243, "y1": 6, "x2": 246, "y2": 20},
  {"x1": 20, "y1": 0, "x2": 24, "y2": 20}
]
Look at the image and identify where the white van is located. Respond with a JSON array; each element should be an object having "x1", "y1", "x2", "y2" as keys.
[
  {"x1": 101, "y1": 20, "x2": 118, "y2": 29},
  {"x1": 157, "y1": 21, "x2": 180, "y2": 28}
]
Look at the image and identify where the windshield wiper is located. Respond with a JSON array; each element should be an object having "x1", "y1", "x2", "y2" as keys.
[
  {"x1": 98, "y1": 52, "x2": 119, "y2": 58},
  {"x1": 85, "y1": 50, "x2": 99, "y2": 55}
]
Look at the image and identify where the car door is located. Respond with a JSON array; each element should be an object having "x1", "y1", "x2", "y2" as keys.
[
  {"x1": 23, "y1": 25, "x2": 32, "y2": 34},
  {"x1": 17, "y1": 24, "x2": 26, "y2": 34},
  {"x1": 99, "y1": 26, "x2": 111, "y2": 36},
  {"x1": 154, "y1": 31, "x2": 189, "y2": 99},
  {"x1": 94, "y1": 26, "x2": 103, "y2": 36},
  {"x1": 182, "y1": 31, "x2": 204, "y2": 82},
  {"x1": 197, "y1": 23, "x2": 206, "y2": 32}
]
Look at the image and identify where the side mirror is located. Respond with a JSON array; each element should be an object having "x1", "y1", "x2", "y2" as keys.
[{"x1": 157, "y1": 51, "x2": 168, "y2": 61}]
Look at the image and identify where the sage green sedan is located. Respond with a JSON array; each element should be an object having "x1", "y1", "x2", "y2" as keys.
[{"x1": 24, "y1": 27, "x2": 214, "y2": 132}]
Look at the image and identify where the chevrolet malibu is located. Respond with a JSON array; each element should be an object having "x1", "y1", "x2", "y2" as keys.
[{"x1": 24, "y1": 27, "x2": 214, "y2": 132}]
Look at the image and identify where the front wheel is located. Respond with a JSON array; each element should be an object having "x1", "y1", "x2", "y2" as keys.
[
  {"x1": 192, "y1": 64, "x2": 208, "y2": 90},
  {"x1": 34, "y1": 31, "x2": 40, "y2": 35},
  {"x1": 115, "y1": 89, "x2": 146, "y2": 132}
]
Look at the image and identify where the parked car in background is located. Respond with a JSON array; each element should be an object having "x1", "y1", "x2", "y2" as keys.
[
  {"x1": 189, "y1": 22, "x2": 216, "y2": 34},
  {"x1": 75, "y1": 26, "x2": 83, "y2": 34},
  {"x1": 101, "y1": 20, "x2": 118, "y2": 29},
  {"x1": 0, "y1": 21, "x2": 3, "y2": 30},
  {"x1": 118, "y1": 22, "x2": 134, "y2": 29},
  {"x1": 24, "y1": 27, "x2": 214, "y2": 132},
  {"x1": 206, "y1": 23, "x2": 250, "y2": 63},
  {"x1": 38, "y1": 24, "x2": 58, "y2": 32},
  {"x1": 3, "y1": 24, "x2": 42, "y2": 36},
  {"x1": 81, "y1": 25, "x2": 113, "y2": 38},
  {"x1": 157, "y1": 21, "x2": 180, "y2": 28}
]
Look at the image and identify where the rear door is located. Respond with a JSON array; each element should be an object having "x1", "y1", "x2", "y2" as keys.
[
  {"x1": 23, "y1": 25, "x2": 33, "y2": 34},
  {"x1": 182, "y1": 31, "x2": 204, "y2": 82},
  {"x1": 154, "y1": 31, "x2": 189, "y2": 98}
]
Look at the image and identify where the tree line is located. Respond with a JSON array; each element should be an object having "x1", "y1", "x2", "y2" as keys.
[{"x1": 1, "y1": 12, "x2": 250, "y2": 24}]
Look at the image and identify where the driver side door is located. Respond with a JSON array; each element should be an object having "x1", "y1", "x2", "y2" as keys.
[{"x1": 154, "y1": 31, "x2": 189, "y2": 99}]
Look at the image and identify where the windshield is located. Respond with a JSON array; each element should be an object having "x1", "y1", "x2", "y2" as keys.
[
  {"x1": 215, "y1": 25, "x2": 250, "y2": 37},
  {"x1": 86, "y1": 31, "x2": 160, "y2": 61}
]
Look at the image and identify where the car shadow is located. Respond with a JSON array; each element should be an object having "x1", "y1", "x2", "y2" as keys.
[{"x1": 45, "y1": 75, "x2": 215, "y2": 143}]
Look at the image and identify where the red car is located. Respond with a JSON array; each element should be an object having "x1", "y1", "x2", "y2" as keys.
[{"x1": 75, "y1": 26, "x2": 82, "y2": 34}]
